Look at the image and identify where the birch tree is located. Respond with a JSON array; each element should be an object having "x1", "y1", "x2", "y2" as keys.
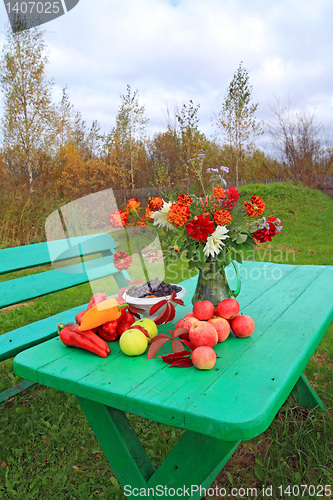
[
  {"x1": 106, "y1": 85, "x2": 149, "y2": 189},
  {"x1": 0, "y1": 26, "x2": 56, "y2": 186},
  {"x1": 215, "y1": 63, "x2": 262, "y2": 185}
]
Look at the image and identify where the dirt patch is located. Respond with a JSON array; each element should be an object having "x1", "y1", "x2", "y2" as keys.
[
  {"x1": 1, "y1": 302, "x2": 32, "y2": 312},
  {"x1": 311, "y1": 351, "x2": 332, "y2": 369},
  {"x1": 202, "y1": 438, "x2": 270, "y2": 499}
]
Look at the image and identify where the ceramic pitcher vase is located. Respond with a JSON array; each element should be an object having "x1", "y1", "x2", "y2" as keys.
[{"x1": 191, "y1": 259, "x2": 241, "y2": 307}]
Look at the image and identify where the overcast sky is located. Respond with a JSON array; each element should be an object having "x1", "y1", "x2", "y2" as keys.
[{"x1": 1, "y1": 0, "x2": 333, "y2": 146}]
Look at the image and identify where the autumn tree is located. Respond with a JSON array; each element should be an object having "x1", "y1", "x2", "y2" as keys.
[
  {"x1": 56, "y1": 87, "x2": 102, "y2": 160},
  {"x1": 215, "y1": 62, "x2": 262, "y2": 185},
  {"x1": 105, "y1": 85, "x2": 149, "y2": 189},
  {"x1": 0, "y1": 26, "x2": 56, "y2": 186},
  {"x1": 268, "y1": 103, "x2": 332, "y2": 186},
  {"x1": 147, "y1": 130, "x2": 181, "y2": 188}
]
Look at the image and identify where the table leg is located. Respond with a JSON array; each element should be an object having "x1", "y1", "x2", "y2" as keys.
[
  {"x1": 77, "y1": 396, "x2": 241, "y2": 499},
  {"x1": 291, "y1": 373, "x2": 325, "y2": 411},
  {"x1": 77, "y1": 396, "x2": 155, "y2": 494},
  {"x1": 147, "y1": 429, "x2": 241, "y2": 500}
]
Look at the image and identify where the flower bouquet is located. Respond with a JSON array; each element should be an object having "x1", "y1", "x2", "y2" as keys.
[
  {"x1": 108, "y1": 182, "x2": 282, "y2": 307},
  {"x1": 145, "y1": 186, "x2": 282, "y2": 304}
]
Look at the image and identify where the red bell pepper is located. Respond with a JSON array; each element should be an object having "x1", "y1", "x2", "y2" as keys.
[
  {"x1": 97, "y1": 320, "x2": 119, "y2": 342},
  {"x1": 114, "y1": 296, "x2": 128, "y2": 320},
  {"x1": 59, "y1": 322, "x2": 111, "y2": 358},
  {"x1": 75, "y1": 309, "x2": 87, "y2": 325},
  {"x1": 116, "y1": 311, "x2": 136, "y2": 335}
]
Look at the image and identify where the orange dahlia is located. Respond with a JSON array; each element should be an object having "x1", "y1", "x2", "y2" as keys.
[
  {"x1": 212, "y1": 186, "x2": 226, "y2": 200},
  {"x1": 126, "y1": 198, "x2": 141, "y2": 214},
  {"x1": 167, "y1": 202, "x2": 191, "y2": 227},
  {"x1": 148, "y1": 196, "x2": 164, "y2": 211},
  {"x1": 244, "y1": 196, "x2": 266, "y2": 216},
  {"x1": 108, "y1": 209, "x2": 128, "y2": 228},
  {"x1": 113, "y1": 251, "x2": 132, "y2": 271},
  {"x1": 213, "y1": 210, "x2": 232, "y2": 225},
  {"x1": 177, "y1": 194, "x2": 193, "y2": 207},
  {"x1": 145, "y1": 207, "x2": 153, "y2": 221}
]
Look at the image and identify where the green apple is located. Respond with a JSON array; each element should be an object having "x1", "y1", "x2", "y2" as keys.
[
  {"x1": 132, "y1": 318, "x2": 158, "y2": 342},
  {"x1": 119, "y1": 328, "x2": 148, "y2": 356}
]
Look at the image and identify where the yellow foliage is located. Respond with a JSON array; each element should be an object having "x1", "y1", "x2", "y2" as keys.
[{"x1": 54, "y1": 144, "x2": 117, "y2": 199}]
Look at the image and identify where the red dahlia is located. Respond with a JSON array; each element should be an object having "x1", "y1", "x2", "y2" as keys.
[
  {"x1": 253, "y1": 217, "x2": 280, "y2": 242},
  {"x1": 185, "y1": 213, "x2": 215, "y2": 242},
  {"x1": 222, "y1": 186, "x2": 240, "y2": 209}
]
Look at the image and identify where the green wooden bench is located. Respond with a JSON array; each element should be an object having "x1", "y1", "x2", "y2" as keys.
[{"x1": 0, "y1": 232, "x2": 129, "y2": 403}]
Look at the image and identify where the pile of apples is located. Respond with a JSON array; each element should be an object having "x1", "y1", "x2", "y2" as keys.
[{"x1": 175, "y1": 298, "x2": 255, "y2": 370}]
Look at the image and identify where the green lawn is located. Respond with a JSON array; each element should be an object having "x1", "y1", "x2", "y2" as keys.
[{"x1": 1, "y1": 182, "x2": 332, "y2": 499}]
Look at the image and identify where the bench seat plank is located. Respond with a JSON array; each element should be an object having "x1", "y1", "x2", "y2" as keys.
[{"x1": 0, "y1": 302, "x2": 89, "y2": 361}]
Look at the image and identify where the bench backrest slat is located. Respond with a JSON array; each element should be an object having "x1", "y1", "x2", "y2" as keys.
[
  {"x1": 0, "y1": 233, "x2": 129, "y2": 309},
  {"x1": 0, "y1": 233, "x2": 117, "y2": 274},
  {"x1": 0, "y1": 256, "x2": 129, "y2": 308}
]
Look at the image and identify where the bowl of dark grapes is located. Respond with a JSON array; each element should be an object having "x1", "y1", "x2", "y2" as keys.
[{"x1": 123, "y1": 278, "x2": 187, "y2": 321}]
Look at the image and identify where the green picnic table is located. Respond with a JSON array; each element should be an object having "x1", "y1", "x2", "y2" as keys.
[{"x1": 13, "y1": 261, "x2": 333, "y2": 499}]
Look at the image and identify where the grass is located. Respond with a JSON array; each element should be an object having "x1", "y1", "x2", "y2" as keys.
[
  {"x1": 1, "y1": 182, "x2": 332, "y2": 499},
  {"x1": 238, "y1": 182, "x2": 333, "y2": 266}
]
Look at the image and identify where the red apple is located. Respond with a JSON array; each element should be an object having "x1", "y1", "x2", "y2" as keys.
[
  {"x1": 230, "y1": 314, "x2": 255, "y2": 338},
  {"x1": 191, "y1": 346, "x2": 217, "y2": 370},
  {"x1": 208, "y1": 316, "x2": 230, "y2": 342},
  {"x1": 175, "y1": 315, "x2": 199, "y2": 341},
  {"x1": 193, "y1": 300, "x2": 215, "y2": 321},
  {"x1": 175, "y1": 316, "x2": 199, "y2": 330},
  {"x1": 216, "y1": 298, "x2": 240, "y2": 319},
  {"x1": 189, "y1": 321, "x2": 218, "y2": 348}
]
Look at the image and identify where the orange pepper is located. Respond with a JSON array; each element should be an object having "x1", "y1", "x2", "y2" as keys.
[{"x1": 78, "y1": 297, "x2": 127, "y2": 331}]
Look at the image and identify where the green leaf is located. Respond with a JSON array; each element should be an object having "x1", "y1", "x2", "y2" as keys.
[
  {"x1": 235, "y1": 233, "x2": 248, "y2": 244},
  {"x1": 254, "y1": 464, "x2": 265, "y2": 481},
  {"x1": 188, "y1": 259, "x2": 197, "y2": 269},
  {"x1": 226, "y1": 471, "x2": 233, "y2": 485},
  {"x1": 197, "y1": 246, "x2": 204, "y2": 262},
  {"x1": 186, "y1": 245, "x2": 194, "y2": 260},
  {"x1": 217, "y1": 252, "x2": 229, "y2": 266}
]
